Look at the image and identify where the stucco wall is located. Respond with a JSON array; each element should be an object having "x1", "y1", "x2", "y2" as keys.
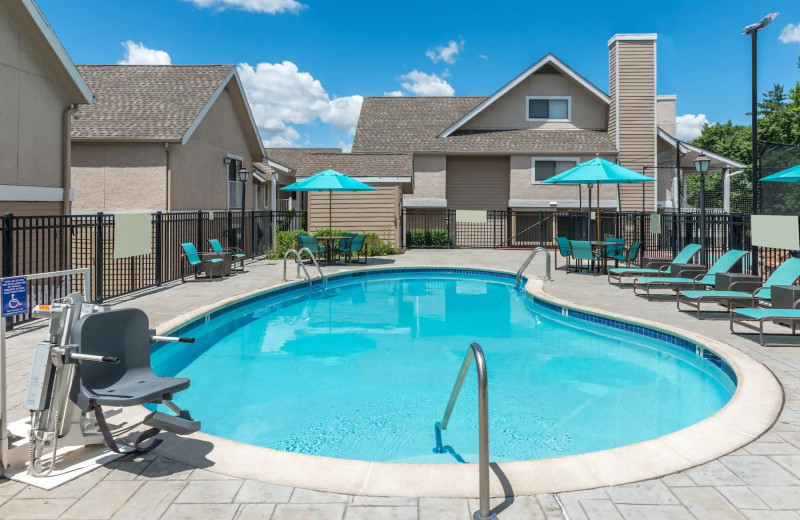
[
  {"x1": 0, "y1": 1, "x2": 69, "y2": 192},
  {"x1": 71, "y1": 143, "x2": 167, "y2": 212},
  {"x1": 170, "y1": 86, "x2": 257, "y2": 211},
  {"x1": 461, "y1": 69, "x2": 608, "y2": 131},
  {"x1": 407, "y1": 155, "x2": 446, "y2": 203},
  {"x1": 657, "y1": 97, "x2": 676, "y2": 137}
]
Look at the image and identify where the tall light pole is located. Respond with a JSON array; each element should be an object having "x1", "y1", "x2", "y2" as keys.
[
  {"x1": 238, "y1": 166, "x2": 249, "y2": 254},
  {"x1": 694, "y1": 153, "x2": 711, "y2": 267},
  {"x1": 743, "y1": 12, "x2": 778, "y2": 276}
]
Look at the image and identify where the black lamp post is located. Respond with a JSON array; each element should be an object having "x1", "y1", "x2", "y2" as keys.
[
  {"x1": 694, "y1": 153, "x2": 711, "y2": 266},
  {"x1": 238, "y1": 166, "x2": 249, "y2": 252},
  {"x1": 743, "y1": 12, "x2": 778, "y2": 276}
]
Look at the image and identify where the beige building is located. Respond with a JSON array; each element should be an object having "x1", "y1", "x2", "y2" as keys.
[
  {"x1": 0, "y1": 0, "x2": 94, "y2": 216},
  {"x1": 253, "y1": 148, "x2": 342, "y2": 212},
  {"x1": 352, "y1": 33, "x2": 745, "y2": 215},
  {"x1": 70, "y1": 65, "x2": 265, "y2": 213}
]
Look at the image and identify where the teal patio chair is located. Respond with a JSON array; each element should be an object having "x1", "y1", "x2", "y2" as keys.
[
  {"x1": 208, "y1": 238, "x2": 245, "y2": 273},
  {"x1": 730, "y1": 297, "x2": 800, "y2": 346},
  {"x1": 632, "y1": 249, "x2": 748, "y2": 300},
  {"x1": 554, "y1": 237, "x2": 572, "y2": 270},
  {"x1": 678, "y1": 257, "x2": 800, "y2": 318},
  {"x1": 570, "y1": 240, "x2": 601, "y2": 275},
  {"x1": 604, "y1": 238, "x2": 626, "y2": 261},
  {"x1": 180, "y1": 242, "x2": 223, "y2": 283},
  {"x1": 297, "y1": 233, "x2": 326, "y2": 260},
  {"x1": 339, "y1": 235, "x2": 368, "y2": 264},
  {"x1": 607, "y1": 243, "x2": 702, "y2": 286}
]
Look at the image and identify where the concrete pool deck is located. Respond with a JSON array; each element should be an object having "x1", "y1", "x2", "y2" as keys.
[{"x1": 1, "y1": 249, "x2": 799, "y2": 519}]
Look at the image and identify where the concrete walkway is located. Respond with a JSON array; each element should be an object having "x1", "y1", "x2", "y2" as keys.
[{"x1": 1, "y1": 249, "x2": 798, "y2": 520}]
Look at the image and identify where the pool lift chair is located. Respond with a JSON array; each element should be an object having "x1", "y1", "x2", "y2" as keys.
[{"x1": 3, "y1": 293, "x2": 199, "y2": 485}]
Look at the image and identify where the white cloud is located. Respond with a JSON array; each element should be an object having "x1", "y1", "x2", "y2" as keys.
[
  {"x1": 182, "y1": 0, "x2": 305, "y2": 14},
  {"x1": 117, "y1": 41, "x2": 171, "y2": 65},
  {"x1": 425, "y1": 39, "x2": 464, "y2": 64},
  {"x1": 399, "y1": 70, "x2": 454, "y2": 96},
  {"x1": 384, "y1": 90, "x2": 404, "y2": 97},
  {"x1": 779, "y1": 23, "x2": 800, "y2": 44},
  {"x1": 338, "y1": 141, "x2": 353, "y2": 153},
  {"x1": 478, "y1": 54, "x2": 488, "y2": 60},
  {"x1": 676, "y1": 113, "x2": 709, "y2": 141},
  {"x1": 238, "y1": 61, "x2": 362, "y2": 147}
]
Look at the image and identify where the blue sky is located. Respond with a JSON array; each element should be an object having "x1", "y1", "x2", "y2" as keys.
[{"x1": 37, "y1": 0, "x2": 800, "y2": 150}]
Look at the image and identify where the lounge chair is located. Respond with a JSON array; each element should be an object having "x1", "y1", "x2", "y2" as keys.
[
  {"x1": 208, "y1": 238, "x2": 245, "y2": 273},
  {"x1": 180, "y1": 242, "x2": 223, "y2": 282},
  {"x1": 570, "y1": 240, "x2": 601, "y2": 275},
  {"x1": 678, "y1": 257, "x2": 800, "y2": 318},
  {"x1": 730, "y1": 299, "x2": 800, "y2": 346},
  {"x1": 632, "y1": 249, "x2": 749, "y2": 300},
  {"x1": 607, "y1": 243, "x2": 702, "y2": 286},
  {"x1": 554, "y1": 237, "x2": 572, "y2": 270},
  {"x1": 339, "y1": 234, "x2": 368, "y2": 264}
]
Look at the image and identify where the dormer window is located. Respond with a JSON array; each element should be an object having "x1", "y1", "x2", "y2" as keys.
[{"x1": 526, "y1": 96, "x2": 571, "y2": 121}]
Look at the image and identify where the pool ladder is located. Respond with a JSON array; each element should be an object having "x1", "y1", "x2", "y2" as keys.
[
  {"x1": 515, "y1": 247, "x2": 552, "y2": 290},
  {"x1": 434, "y1": 343, "x2": 496, "y2": 520},
  {"x1": 283, "y1": 248, "x2": 326, "y2": 290}
]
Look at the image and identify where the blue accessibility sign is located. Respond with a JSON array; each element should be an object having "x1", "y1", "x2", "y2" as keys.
[{"x1": 1, "y1": 276, "x2": 28, "y2": 317}]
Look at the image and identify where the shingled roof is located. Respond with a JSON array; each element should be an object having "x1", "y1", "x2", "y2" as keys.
[
  {"x1": 72, "y1": 65, "x2": 235, "y2": 141},
  {"x1": 265, "y1": 147, "x2": 341, "y2": 170},
  {"x1": 351, "y1": 97, "x2": 617, "y2": 154},
  {"x1": 296, "y1": 153, "x2": 412, "y2": 179}
]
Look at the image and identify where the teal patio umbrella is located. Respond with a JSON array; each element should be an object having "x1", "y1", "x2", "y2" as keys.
[
  {"x1": 541, "y1": 157, "x2": 655, "y2": 240},
  {"x1": 281, "y1": 169, "x2": 377, "y2": 232},
  {"x1": 760, "y1": 164, "x2": 800, "y2": 182}
]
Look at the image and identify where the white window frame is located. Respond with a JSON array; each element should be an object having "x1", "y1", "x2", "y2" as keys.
[
  {"x1": 525, "y1": 96, "x2": 572, "y2": 122},
  {"x1": 225, "y1": 153, "x2": 244, "y2": 210},
  {"x1": 531, "y1": 156, "x2": 580, "y2": 184}
]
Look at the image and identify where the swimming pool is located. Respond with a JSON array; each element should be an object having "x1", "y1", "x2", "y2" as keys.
[{"x1": 151, "y1": 269, "x2": 736, "y2": 464}]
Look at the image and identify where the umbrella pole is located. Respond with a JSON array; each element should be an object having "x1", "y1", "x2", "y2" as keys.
[
  {"x1": 596, "y1": 181, "x2": 601, "y2": 242},
  {"x1": 329, "y1": 188, "x2": 332, "y2": 233},
  {"x1": 587, "y1": 183, "x2": 593, "y2": 240}
]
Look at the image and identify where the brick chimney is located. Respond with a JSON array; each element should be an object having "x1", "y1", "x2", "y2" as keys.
[{"x1": 608, "y1": 34, "x2": 657, "y2": 211}]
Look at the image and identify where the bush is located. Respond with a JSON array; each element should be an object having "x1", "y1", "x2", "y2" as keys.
[
  {"x1": 427, "y1": 229, "x2": 452, "y2": 247},
  {"x1": 265, "y1": 229, "x2": 305, "y2": 259},
  {"x1": 265, "y1": 229, "x2": 403, "y2": 259},
  {"x1": 406, "y1": 229, "x2": 426, "y2": 247}
]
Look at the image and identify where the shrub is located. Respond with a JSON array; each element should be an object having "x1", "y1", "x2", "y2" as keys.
[
  {"x1": 265, "y1": 229, "x2": 305, "y2": 259},
  {"x1": 406, "y1": 229, "x2": 426, "y2": 247},
  {"x1": 266, "y1": 229, "x2": 403, "y2": 259},
  {"x1": 426, "y1": 229, "x2": 452, "y2": 247}
]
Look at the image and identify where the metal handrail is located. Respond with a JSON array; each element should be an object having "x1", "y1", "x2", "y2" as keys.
[
  {"x1": 298, "y1": 247, "x2": 326, "y2": 290},
  {"x1": 283, "y1": 249, "x2": 311, "y2": 284},
  {"x1": 434, "y1": 343, "x2": 494, "y2": 520},
  {"x1": 516, "y1": 247, "x2": 552, "y2": 289}
]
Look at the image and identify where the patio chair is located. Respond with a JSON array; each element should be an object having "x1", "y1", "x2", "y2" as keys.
[
  {"x1": 730, "y1": 297, "x2": 800, "y2": 346},
  {"x1": 180, "y1": 242, "x2": 223, "y2": 283},
  {"x1": 610, "y1": 241, "x2": 643, "y2": 267},
  {"x1": 604, "y1": 238, "x2": 626, "y2": 263},
  {"x1": 607, "y1": 243, "x2": 702, "y2": 286},
  {"x1": 296, "y1": 233, "x2": 325, "y2": 260},
  {"x1": 570, "y1": 240, "x2": 601, "y2": 275},
  {"x1": 208, "y1": 238, "x2": 245, "y2": 273},
  {"x1": 632, "y1": 249, "x2": 748, "y2": 300},
  {"x1": 339, "y1": 234, "x2": 368, "y2": 264},
  {"x1": 554, "y1": 237, "x2": 572, "y2": 270},
  {"x1": 678, "y1": 257, "x2": 800, "y2": 318}
]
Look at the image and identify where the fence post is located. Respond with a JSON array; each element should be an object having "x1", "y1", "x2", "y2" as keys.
[
  {"x1": 226, "y1": 210, "x2": 233, "y2": 248},
  {"x1": 95, "y1": 212, "x2": 104, "y2": 303},
  {"x1": 196, "y1": 210, "x2": 204, "y2": 251},
  {"x1": 154, "y1": 211, "x2": 163, "y2": 286},
  {"x1": 1, "y1": 213, "x2": 12, "y2": 279},
  {"x1": 639, "y1": 212, "x2": 646, "y2": 258},
  {"x1": 250, "y1": 210, "x2": 256, "y2": 258}
]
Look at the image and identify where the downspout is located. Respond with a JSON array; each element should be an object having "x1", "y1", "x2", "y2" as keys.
[
  {"x1": 62, "y1": 104, "x2": 78, "y2": 214},
  {"x1": 165, "y1": 143, "x2": 171, "y2": 212}
]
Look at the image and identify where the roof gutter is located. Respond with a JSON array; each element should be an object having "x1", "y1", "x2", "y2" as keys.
[{"x1": 62, "y1": 104, "x2": 78, "y2": 214}]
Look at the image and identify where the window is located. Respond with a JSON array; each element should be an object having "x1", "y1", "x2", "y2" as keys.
[
  {"x1": 532, "y1": 157, "x2": 578, "y2": 183},
  {"x1": 227, "y1": 157, "x2": 243, "y2": 209},
  {"x1": 526, "y1": 96, "x2": 571, "y2": 121}
]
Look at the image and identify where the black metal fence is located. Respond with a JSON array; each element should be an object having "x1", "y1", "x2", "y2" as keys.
[
  {"x1": 1, "y1": 210, "x2": 305, "y2": 323},
  {"x1": 402, "y1": 209, "x2": 794, "y2": 281}
]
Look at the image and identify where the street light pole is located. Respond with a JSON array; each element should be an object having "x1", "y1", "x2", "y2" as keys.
[
  {"x1": 743, "y1": 12, "x2": 778, "y2": 276},
  {"x1": 695, "y1": 153, "x2": 711, "y2": 267},
  {"x1": 238, "y1": 166, "x2": 249, "y2": 255}
]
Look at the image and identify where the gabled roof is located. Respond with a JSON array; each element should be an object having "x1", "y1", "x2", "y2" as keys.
[
  {"x1": 296, "y1": 152, "x2": 412, "y2": 180},
  {"x1": 438, "y1": 54, "x2": 610, "y2": 137},
  {"x1": 657, "y1": 128, "x2": 747, "y2": 169},
  {"x1": 265, "y1": 148, "x2": 342, "y2": 171},
  {"x1": 6, "y1": 0, "x2": 93, "y2": 104},
  {"x1": 351, "y1": 97, "x2": 616, "y2": 154},
  {"x1": 72, "y1": 65, "x2": 265, "y2": 157}
]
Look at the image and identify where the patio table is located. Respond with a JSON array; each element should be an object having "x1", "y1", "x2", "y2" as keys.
[
  {"x1": 314, "y1": 236, "x2": 353, "y2": 264},
  {"x1": 588, "y1": 240, "x2": 614, "y2": 274}
]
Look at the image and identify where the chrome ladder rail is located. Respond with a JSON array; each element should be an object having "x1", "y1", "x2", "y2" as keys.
[
  {"x1": 434, "y1": 343, "x2": 495, "y2": 520},
  {"x1": 282, "y1": 249, "x2": 326, "y2": 291},
  {"x1": 298, "y1": 247, "x2": 326, "y2": 290},
  {"x1": 515, "y1": 246, "x2": 552, "y2": 289}
]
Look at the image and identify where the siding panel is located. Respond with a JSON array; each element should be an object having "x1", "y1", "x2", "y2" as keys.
[
  {"x1": 308, "y1": 185, "x2": 401, "y2": 245},
  {"x1": 446, "y1": 156, "x2": 510, "y2": 210}
]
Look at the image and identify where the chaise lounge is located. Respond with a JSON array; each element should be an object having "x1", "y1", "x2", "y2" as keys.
[{"x1": 607, "y1": 243, "x2": 702, "y2": 286}]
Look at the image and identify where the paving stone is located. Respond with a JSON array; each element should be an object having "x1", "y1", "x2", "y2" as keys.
[
  {"x1": 772, "y1": 455, "x2": 800, "y2": 479},
  {"x1": 344, "y1": 505, "x2": 417, "y2": 520},
  {"x1": 716, "y1": 486, "x2": 769, "y2": 510},
  {"x1": 237, "y1": 503, "x2": 277, "y2": 520},
  {"x1": 616, "y1": 504, "x2": 695, "y2": 520},
  {"x1": 111, "y1": 480, "x2": 185, "y2": 520},
  {"x1": 0, "y1": 498, "x2": 76, "y2": 519},
  {"x1": 686, "y1": 460, "x2": 746, "y2": 486},
  {"x1": 748, "y1": 486, "x2": 800, "y2": 509},
  {"x1": 745, "y1": 443, "x2": 800, "y2": 455},
  {"x1": 535, "y1": 494, "x2": 563, "y2": 520},
  {"x1": 661, "y1": 473, "x2": 695, "y2": 487},
  {"x1": 14, "y1": 467, "x2": 110, "y2": 499},
  {"x1": 272, "y1": 503, "x2": 346, "y2": 520},
  {"x1": 741, "y1": 511, "x2": 800, "y2": 520},
  {"x1": 580, "y1": 499, "x2": 623, "y2": 520},
  {"x1": 161, "y1": 503, "x2": 239, "y2": 520},
  {"x1": 671, "y1": 486, "x2": 746, "y2": 519},
  {"x1": 189, "y1": 468, "x2": 238, "y2": 480},
  {"x1": 0, "y1": 479, "x2": 25, "y2": 496},
  {"x1": 234, "y1": 480, "x2": 293, "y2": 503},
  {"x1": 721, "y1": 456, "x2": 800, "y2": 486},
  {"x1": 418, "y1": 497, "x2": 469, "y2": 520},
  {"x1": 605, "y1": 480, "x2": 679, "y2": 505},
  {"x1": 289, "y1": 488, "x2": 350, "y2": 503},
  {"x1": 489, "y1": 496, "x2": 546, "y2": 520},
  {"x1": 61, "y1": 480, "x2": 142, "y2": 519},
  {"x1": 136, "y1": 457, "x2": 195, "y2": 480},
  {"x1": 350, "y1": 496, "x2": 417, "y2": 506},
  {"x1": 174, "y1": 480, "x2": 243, "y2": 503},
  {"x1": 104, "y1": 457, "x2": 152, "y2": 480}
]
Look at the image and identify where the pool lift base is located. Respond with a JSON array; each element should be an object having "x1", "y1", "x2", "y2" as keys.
[{"x1": 1, "y1": 293, "x2": 200, "y2": 488}]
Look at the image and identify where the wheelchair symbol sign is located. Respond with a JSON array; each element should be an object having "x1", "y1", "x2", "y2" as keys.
[{"x1": 1, "y1": 276, "x2": 28, "y2": 317}]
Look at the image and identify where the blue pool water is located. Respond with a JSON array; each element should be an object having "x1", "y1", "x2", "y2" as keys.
[{"x1": 151, "y1": 270, "x2": 736, "y2": 463}]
